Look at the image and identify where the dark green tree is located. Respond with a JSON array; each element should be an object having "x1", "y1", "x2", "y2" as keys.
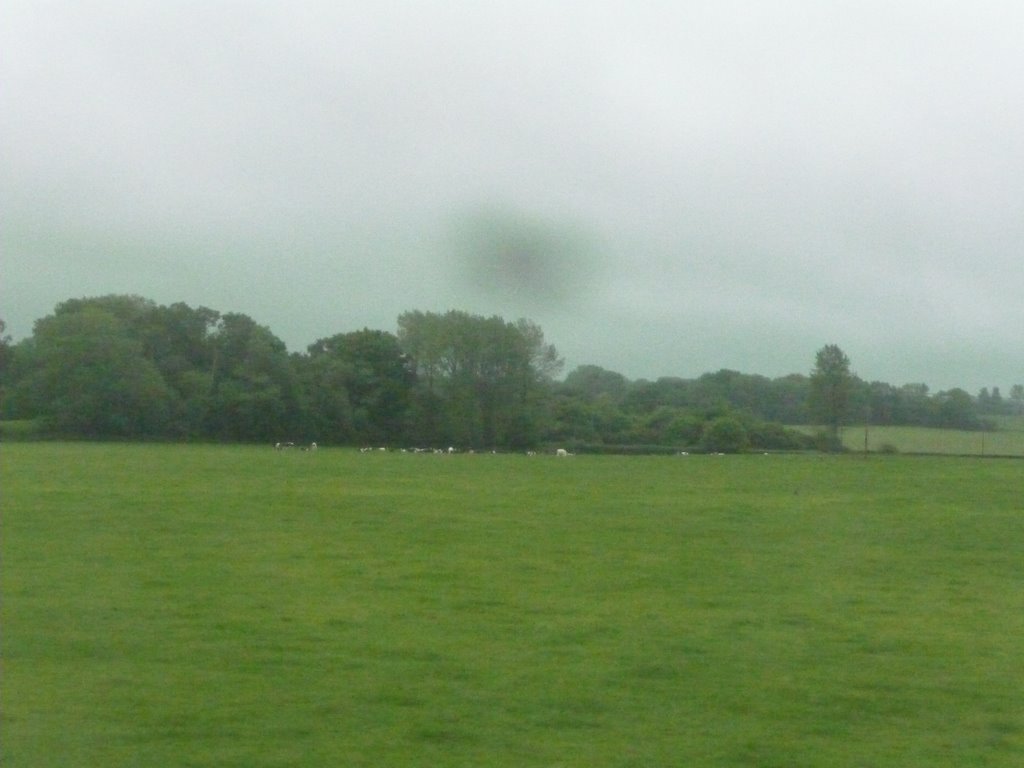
[
  {"x1": 701, "y1": 416, "x2": 749, "y2": 453},
  {"x1": 303, "y1": 329, "x2": 414, "y2": 445},
  {"x1": 397, "y1": 310, "x2": 562, "y2": 447},
  {"x1": 1010, "y1": 384, "x2": 1024, "y2": 415},
  {"x1": 544, "y1": 394, "x2": 601, "y2": 445},
  {"x1": 0, "y1": 319, "x2": 12, "y2": 410},
  {"x1": 990, "y1": 386, "x2": 1005, "y2": 414},
  {"x1": 809, "y1": 344, "x2": 853, "y2": 442},
  {"x1": 8, "y1": 306, "x2": 175, "y2": 436},
  {"x1": 562, "y1": 365, "x2": 629, "y2": 403},
  {"x1": 934, "y1": 388, "x2": 981, "y2": 430},
  {"x1": 42, "y1": 296, "x2": 223, "y2": 436},
  {"x1": 893, "y1": 383, "x2": 932, "y2": 425},
  {"x1": 204, "y1": 313, "x2": 301, "y2": 442},
  {"x1": 294, "y1": 351, "x2": 354, "y2": 444}
]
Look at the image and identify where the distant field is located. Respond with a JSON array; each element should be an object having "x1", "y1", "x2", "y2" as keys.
[
  {"x1": 797, "y1": 421, "x2": 1024, "y2": 456},
  {"x1": 3, "y1": 444, "x2": 1023, "y2": 767},
  {"x1": 989, "y1": 414, "x2": 1024, "y2": 432}
]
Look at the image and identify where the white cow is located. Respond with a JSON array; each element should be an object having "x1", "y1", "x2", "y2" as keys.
[{"x1": 556, "y1": 448, "x2": 569, "y2": 457}]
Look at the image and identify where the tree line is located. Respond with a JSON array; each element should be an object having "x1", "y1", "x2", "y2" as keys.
[{"x1": 0, "y1": 295, "x2": 1016, "y2": 451}]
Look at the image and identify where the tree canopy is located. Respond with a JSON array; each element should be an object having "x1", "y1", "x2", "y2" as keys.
[
  {"x1": 397, "y1": 310, "x2": 562, "y2": 447},
  {"x1": 1, "y1": 296, "x2": 1009, "y2": 449},
  {"x1": 809, "y1": 344, "x2": 853, "y2": 441}
]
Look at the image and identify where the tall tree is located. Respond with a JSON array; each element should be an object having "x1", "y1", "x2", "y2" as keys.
[
  {"x1": 563, "y1": 365, "x2": 629, "y2": 402},
  {"x1": 303, "y1": 329, "x2": 414, "y2": 444},
  {"x1": 204, "y1": 313, "x2": 301, "y2": 442},
  {"x1": 397, "y1": 310, "x2": 561, "y2": 447},
  {"x1": 42, "y1": 295, "x2": 223, "y2": 435},
  {"x1": 1010, "y1": 384, "x2": 1024, "y2": 415},
  {"x1": 809, "y1": 344, "x2": 853, "y2": 442},
  {"x1": 9, "y1": 306, "x2": 175, "y2": 436},
  {"x1": 934, "y1": 388, "x2": 981, "y2": 429},
  {"x1": 0, "y1": 319, "x2": 12, "y2": 409}
]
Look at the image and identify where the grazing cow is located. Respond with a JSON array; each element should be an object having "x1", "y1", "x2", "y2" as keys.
[{"x1": 556, "y1": 448, "x2": 569, "y2": 457}]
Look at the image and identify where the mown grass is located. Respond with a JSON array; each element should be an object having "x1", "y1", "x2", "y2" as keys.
[
  {"x1": 794, "y1": 422, "x2": 1024, "y2": 456},
  {"x1": 846, "y1": 424, "x2": 1024, "y2": 456},
  {"x1": 3, "y1": 444, "x2": 1023, "y2": 766}
]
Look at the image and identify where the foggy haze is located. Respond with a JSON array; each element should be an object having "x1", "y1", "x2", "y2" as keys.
[{"x1": 2, "y1": 2, "x2": 1022, "y2": 391}]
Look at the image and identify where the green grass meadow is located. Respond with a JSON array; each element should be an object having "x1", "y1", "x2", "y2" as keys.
[
  {"x1": 3, "y1": 444, "x2": 1023, "y2": 766},
  {"x1": 845, "y1": 422, "x2": 1024, "y2": 457}
]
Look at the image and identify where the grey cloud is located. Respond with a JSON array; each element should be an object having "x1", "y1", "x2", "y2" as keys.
[{"x1": 2, "y1": 1, "x2": 1022, "y2": 392}]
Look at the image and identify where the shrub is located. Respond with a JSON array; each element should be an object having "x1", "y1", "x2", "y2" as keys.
[
  {"x1": 701, "y1": 417, "x2": 749, "y2": 454},
  {"x1": 0, "y1": 419, "x2": 46, "y2": 441},
  {"x1": 812, "y1": 430, "x2": 846, "y2": 453}
]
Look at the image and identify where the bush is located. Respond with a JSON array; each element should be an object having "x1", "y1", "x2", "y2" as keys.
[
  {"x1": 747, "y1": 421, "x2": 814, "y2": 451},
  {"x1": 812, "y1": 430, "x2": 846, "y2": 453},
  {"x1": 701, "y1": 417, "x2": 749, "y2": 454},
  {"x1": 0, "y1": 419, "x2": 47, "y2": 441}
]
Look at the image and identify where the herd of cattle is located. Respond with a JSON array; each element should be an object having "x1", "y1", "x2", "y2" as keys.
[
  {"x1": 272, "y1": 444, "x2": 753, "y2": 456},
  {"x1": 273, "y1": 442, "x2": 575, "y2": 456}
]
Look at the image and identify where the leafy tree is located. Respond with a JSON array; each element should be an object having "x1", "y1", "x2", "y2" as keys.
[
  {"x1": 563, "y1": 365, "x2": 629, "y2": 403},
  {"x1": 204, "y1": 313, "x2": 301, "y2": 442},
  {"x1": 544, "y1": 393, "x2": 600, "y2": 445},
  {"x1": 1011, "y1": 384, "x2": 1024, "y2": 415},
  {"x1": 294, "y1": 351, "x2": 354, "y2": 444},
  {"x1": 746, "y1": 421, "x2": 812, "y2": 451},
  {"x1": 637, "y1": 405, "x2": 681, "y2": 444},
  {"x1": 701, "y1": 416, "x2": 749, "y2": 453},
  {"x1": 809, "y1": 344, "x2": 853, "y2": 441},
  {"x1": 303, "y1": 329, "x2": 414, "y2": 444},
  {"x1": 53, "y1": 294, "x2": 158, "y2": 329},
  {"x1": 9, "y1": 294, "x2": 1011, "y2": 448},
  {"x1": 664, "y1": 411, "x2": 704, "y2": 446},
  {"x1": 137, "y1": 302, "x2": 220, "y2": 435},
  {"x1": 893, "y1": 383, "x2": 932, "y2": 426},
  {"x1": 933, "y1": 388, "x2": 981, "y2": 430},
  {"x1": 693, "y1": 369, "x2": 768, "y2": 413},
  {"x1": 41, "y1": 296, "x2": 224, "y2": 436},
  {"x1": 397, "y1": 310, "x2": 561, "y2": 447},
  {"x1": 862, "y1": 381, "x2": 898, "y2": 425},
  {"x1": 9, "y1": 306, "x2": 175, "y2": 436},
  {"x1": 0, "y1": 319, "x2": 12, "y2": 409},
  {"x1": 977, "y1": 387, "x2": 992, "y2": 411},
  {"x1": 143, "y1": 303, "x2": 220, "y2": 383},
  {"x1": 990, "y1": 386, "x2": 1005, "y2": 414}
]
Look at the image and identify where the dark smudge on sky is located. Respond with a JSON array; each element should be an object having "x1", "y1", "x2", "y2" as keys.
[{"x1": 447, "y1": 206, "x2": 602, "y2": 310}]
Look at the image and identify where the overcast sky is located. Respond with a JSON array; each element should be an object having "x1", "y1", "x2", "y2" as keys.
[{"x1": 3, "y1": 1, "x2": 1022, "y2": 391}]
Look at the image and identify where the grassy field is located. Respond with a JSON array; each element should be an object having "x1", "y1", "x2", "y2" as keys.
[
  {"x1": 3, "y1": 444, "x2": 1023, "y2": 767},
  {"x1": 797, "y1": 420, "x2": 1024, "y2": 456},
  {"x1": 851, "y1": 425, "x2": 1024, "y2": 456}
]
